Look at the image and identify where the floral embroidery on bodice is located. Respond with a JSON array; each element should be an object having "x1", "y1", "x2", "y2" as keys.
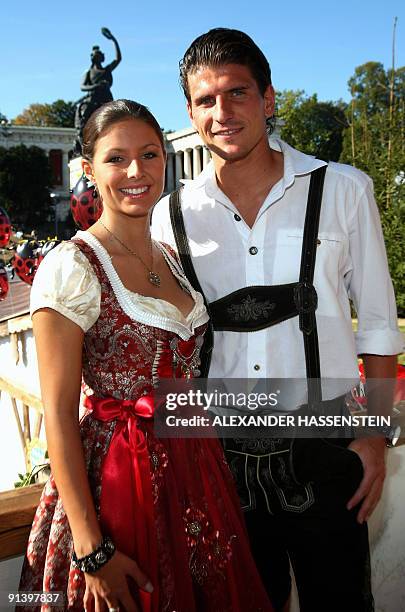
[{"x1": 72, "y1": 235, "x2": 208, "y2": 401}]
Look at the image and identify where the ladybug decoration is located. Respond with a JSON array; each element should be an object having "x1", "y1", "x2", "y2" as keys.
[
  {"x1": 36, "y1": 239, "x2": 61, "y2": 266},
  {"x1": 0, "y1": 264, "x2": 9, "y2": 301},
  {"x1": 0, "y1": 206, "x2": 11, "y2": 248},
  {"x1": 70, "y1": 175, "x2": 102, "y2": 230},
  {"x1": 12, "y1": 241, "x2": 40, "y2": 286}
]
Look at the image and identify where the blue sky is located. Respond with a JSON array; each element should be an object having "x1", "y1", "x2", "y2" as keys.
[{"x1": 1, "y1": 0, "x2": 404, "y2": 131}]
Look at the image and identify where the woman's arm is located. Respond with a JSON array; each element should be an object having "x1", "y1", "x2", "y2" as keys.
[
  {"x1": 33, "y1": 308, "x2": 101, "y2": 556},
  {"x1": 34, "y1": 308, "x2": 152, "y2": 610}
]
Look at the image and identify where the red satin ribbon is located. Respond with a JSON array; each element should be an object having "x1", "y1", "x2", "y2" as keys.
[{"x1": 84, "y1": 393, "x2": 159, "y2": 612}]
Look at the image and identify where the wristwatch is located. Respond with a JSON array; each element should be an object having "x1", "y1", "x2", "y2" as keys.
[{"x1": 383, "y1": 423, "x2": 402, "y2": 448}]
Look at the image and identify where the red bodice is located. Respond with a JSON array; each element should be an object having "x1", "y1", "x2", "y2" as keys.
[{"x1": 74, "y1": 239, "x2": 206, "y2": 402}]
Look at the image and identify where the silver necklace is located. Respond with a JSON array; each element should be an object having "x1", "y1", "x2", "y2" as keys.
[{"x1": 98, "y1": 219, "x2": 161, "y2": 287}]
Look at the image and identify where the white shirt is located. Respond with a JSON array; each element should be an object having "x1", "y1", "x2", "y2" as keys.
[{"x1": 152, "y1": 139, "x2": 403, "y2": 402}]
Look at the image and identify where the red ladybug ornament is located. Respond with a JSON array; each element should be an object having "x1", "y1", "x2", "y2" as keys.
[
  {"x1": 0, "y1": 264, "x2": 9, "y2": 301},
  {"x1": 0, "y1": 207, "x2": 11, "y2": 248},
  {"x1": 70, "y1": 175, "x2": 102, "y2": 230},
  {"x1": 12, "y1": 241, "x2": 40, "y2": 286},
  {"x1": 36, "y1": 239, "x2": 61, "y2": 266}
]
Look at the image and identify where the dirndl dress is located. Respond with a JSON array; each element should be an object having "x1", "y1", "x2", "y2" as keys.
[{"x1": 19, "y1": 231, "x2": 273, "y2": 611}]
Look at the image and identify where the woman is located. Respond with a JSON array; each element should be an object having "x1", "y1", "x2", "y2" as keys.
[{"x1": 19, "y1": 100, "x2": 273, "y2": 612}]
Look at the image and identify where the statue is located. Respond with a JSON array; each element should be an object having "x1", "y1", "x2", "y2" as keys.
[{"x1": 73, "y1": 28, "x2": 122, "y2": 156}]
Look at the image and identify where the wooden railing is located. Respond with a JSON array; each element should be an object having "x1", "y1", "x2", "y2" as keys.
[
  {"x1": 0, "y1": 484, "x2": 42, "y2": 561},
  {"x1": 0, "y1": 377, "x2": 43, "y2": 472}
]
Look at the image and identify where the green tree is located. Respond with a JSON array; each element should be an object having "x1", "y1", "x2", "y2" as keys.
[
  {"x1": 340, "y1": 62, "x2": 405, "y2": 206},
  {"x1": 14, "y1": 99, "x2": 76, "y2": 128},
  {"x1": 340, "y1": 61, "x2": 405, "y2": 314},
  {"x1": 0, "y1": 145, "x2": 52, "y2": 229},
  {"x1": 276, "y1": 90, "x2": 348, "y2": 161},
  {"x1": 380, "y1": 201, "x2": 405, "y2": 315}
]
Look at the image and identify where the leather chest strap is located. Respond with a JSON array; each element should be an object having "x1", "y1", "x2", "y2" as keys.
[
  {"x1": 299, "y1": 165, "x2": 327, "y2": 402},
  {"x1": 169, "y1": 188, "x2": 214, "y2": 377}
]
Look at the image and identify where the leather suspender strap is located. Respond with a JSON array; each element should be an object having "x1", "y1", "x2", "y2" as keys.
[
  {"x1": 299, "y1": 164, "x2": 327, "y2": 404},
  {"x1": 168, "y1": 164, "x2": 327, "y2": 393},
  {"x1": 169, "y1": 188, "x2": 202, "y2": 294},
  {"x1": 169, "y1": 187, "x2": 214, "y2": 377}
]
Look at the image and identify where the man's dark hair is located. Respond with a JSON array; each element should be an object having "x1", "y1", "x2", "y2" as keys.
[{"x1": 179, "y1": 28, "x2": 272, "y2": 102}]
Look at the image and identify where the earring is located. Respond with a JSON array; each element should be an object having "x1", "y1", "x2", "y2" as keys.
[{"x1": 86, "y1": 175, "x2": 98, "y2": 198}]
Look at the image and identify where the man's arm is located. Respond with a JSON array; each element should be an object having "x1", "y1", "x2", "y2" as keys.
[
  {"x1": 347, "y1": 354, "x2": 397, "y2": 523},
  {"x1": 342, "y1": 169, "x2": 403, "y2": 523}
]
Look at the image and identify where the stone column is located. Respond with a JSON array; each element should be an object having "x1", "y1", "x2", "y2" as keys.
[
  {"x1": 193, "y1": 146, "x2": 202, "y2": 178},
  {"x1": 183, "y1": 148, "x2": 193, "y2": 180},
  {"x1": 175, "y1": 152, "x2": 184, "y2": 186},
  {"x1": 203, "y1": 146, "x2": 211, "y2": 168},
  {"x1": 165, "y1": 153, "x2": 175, "y2": 192},
  {"x1": 62, "y1": 151, "x2": 69, "y2": 192}
]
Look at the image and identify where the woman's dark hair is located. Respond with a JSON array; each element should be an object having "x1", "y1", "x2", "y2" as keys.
[
  {"x1": 179, "y1": 28, "x2": 272, "y2": 102},
  {"x1": 82, "y1": 99, "x2": 165, "y2": 162}
]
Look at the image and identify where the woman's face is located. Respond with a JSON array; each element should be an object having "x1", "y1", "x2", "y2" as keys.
[{"x1": 85, "y1": 118, "x2": 166, "y2": 221}]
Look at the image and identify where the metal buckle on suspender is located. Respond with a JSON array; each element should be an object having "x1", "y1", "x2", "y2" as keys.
[
  {"x1": 294, "y1": 282, "x2": 318, "y2": 314},
  {"x1": 294, "y1": 282, "x2": 318, "y2": 335}
]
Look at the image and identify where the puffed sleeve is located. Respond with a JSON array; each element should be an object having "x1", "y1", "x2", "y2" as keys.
[{"x1": 30, "y1": 241, "x2": 101, "y2": 332}]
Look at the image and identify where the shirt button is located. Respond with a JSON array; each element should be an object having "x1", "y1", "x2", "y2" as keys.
[
  {"x1": 249, "y1": 246, "x2": 258, "y2": 255},
  {"x1": 234, "y1": 214, "x2": 241, "y2": 221},
  {"x1": 254, "y1": 364, "x2": 261, "y2": 371}
]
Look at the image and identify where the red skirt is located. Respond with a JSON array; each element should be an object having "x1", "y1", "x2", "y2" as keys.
[{"x1": 19, "y1": 396, "x2": 273, "y2": 612}]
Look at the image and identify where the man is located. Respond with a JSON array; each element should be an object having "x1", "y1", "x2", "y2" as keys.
[{"x1": 152, "y1": 28, "x2": 403, "y2": 611}]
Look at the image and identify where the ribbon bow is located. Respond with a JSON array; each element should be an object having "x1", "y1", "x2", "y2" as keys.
[{"x1": 83, "y1": 393, "x2": 159, "y2": 611}]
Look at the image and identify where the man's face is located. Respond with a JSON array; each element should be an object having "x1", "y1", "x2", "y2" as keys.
[{"x1": 186, "y1": 63, "x2": 274, "y2": 163}]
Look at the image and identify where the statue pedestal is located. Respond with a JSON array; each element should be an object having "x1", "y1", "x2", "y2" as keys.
[{"x1": 69, "y1": 157, "x2": 83, "y2": 190}]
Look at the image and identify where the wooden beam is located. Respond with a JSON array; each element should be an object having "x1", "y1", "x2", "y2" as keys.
[
  {"x1": 33, "y1": 413, "x2": 43, "y2": 440},
  {"x1": 22, "y1": 405, "x2": 31, "y2": 445},
  {"x1": 0, "y1": 484, "x2": 42, "y2": 561},
  {"x1": 22, "y1": 404, "x2": 31, "y2": 471},
  {"x1": 0, "y1": 377, "x2": 43, "y2": 412},
  {"x1": 0, "y1": 525, "x2": 32, "y2": 560},
  {"x1": 11, "y1": 396, "x2": 25, "y2": 453}
]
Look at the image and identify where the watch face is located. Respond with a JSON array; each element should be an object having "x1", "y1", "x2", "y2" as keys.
[
  {"x1": 386, "y1": 424, "x2": 402, "y2": 447},
  {"x1": 391, "y1": 424, "x2": 402, "y2": 447}
]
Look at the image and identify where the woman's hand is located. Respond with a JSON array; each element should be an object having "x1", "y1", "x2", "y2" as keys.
[{"x1": 83, "y1": 550, "x2": 153, "y2": 612}]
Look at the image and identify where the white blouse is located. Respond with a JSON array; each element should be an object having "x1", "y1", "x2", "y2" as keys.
[{"x1": 30, "y1": 231, "x2": 209, "y2": 341}]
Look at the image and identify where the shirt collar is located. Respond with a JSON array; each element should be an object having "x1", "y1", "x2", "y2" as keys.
[{"x1": 182, "y1": 138, "x2": 327, "y2": 200}]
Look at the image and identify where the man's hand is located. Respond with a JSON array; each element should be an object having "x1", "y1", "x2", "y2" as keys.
[{"x1": 346, "y1": 436, "x2": 387, "y2": 523}]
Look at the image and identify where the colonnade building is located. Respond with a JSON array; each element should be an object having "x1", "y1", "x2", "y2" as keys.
[
  {"x1": 0, "y1": 122, "x2": 281, "y2": 223},
  {"x1": 0, "y1": 124, "x2": 211, "y2": 198}
]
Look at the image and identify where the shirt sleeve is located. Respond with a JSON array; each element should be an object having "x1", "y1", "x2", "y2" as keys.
[
  {"x1": 30, "y1": 241, "x2": 101, "y2": 332},
  {"x1": 346, "y1": 175, "x2": 405, "y2": 355}
]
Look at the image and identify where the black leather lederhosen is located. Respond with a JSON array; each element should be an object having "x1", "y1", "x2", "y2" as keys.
[{"x1": 167, "y1": 165, "x2": 351, "y2": 514}]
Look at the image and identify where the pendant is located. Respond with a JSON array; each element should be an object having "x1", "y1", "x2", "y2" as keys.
[{"x1": 149, "y1": 271, "x2": 161, "y2": 287}]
